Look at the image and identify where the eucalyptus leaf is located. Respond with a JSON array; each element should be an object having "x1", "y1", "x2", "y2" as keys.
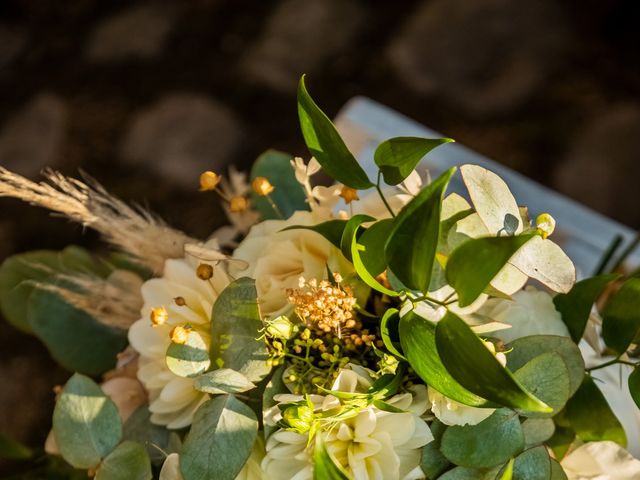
[
  {"x1": 385, "y1": 167, "x2": 456, "y2": 292},
  {"x1": 180, "y1": 395, "x2": 258, "y2": 480},
  {"x1": 420, "y1": 420, "x2": 450, "y2": 479},
  {"x1": 601, "y1": 277, "x2": 640, "y2": 355},
  {"x1": 506, "y1": 336, "x2": 585, "y2": 398},
  {"x1": 550, "y1": 459, "x2": 569, "y2": 480},
  {"x1": 297, "y1": 75, "x2": 372, "y2": 189},
  {"x1": 210, "y1": 278, "x2": 270, "y2": 382},
  {"x1": 553, "y1": 274, "x2": 619, "y2": 342},
  {"x1": 250, "y1": 149, "x2": 309, "y2": 219},
  {"x1": 374, "y1": 136, "x2": 454, "y2": 185},
  {"x1": 399, "y1": 311, "x2": 489, "y2": 407},
  {"x1": 513, "y1": 353, "x2": 571, "y2": 418},
  {"x1": 28, "y1": 288, "x2": 127, "y2": 375},
  {"x1": 512, "y1": 446, "x2": 551, "y2": 480},
  {"x1": 565, "y1": 375, "x2": 626, "y2": 446},
  {"x1": 194, "y1": 369, "x2": 256, "y2": 395},
  {"x1": 166, "y1": 329, "x2": 210, "y2": 378},
  {"x1": 313, "y1": 437, "x2": 352, "y2": 480},
  {"x1": 521, "y1": 418, "x2": 555, "y2": 447},
  {"x1": 446, "y1": 234, "x2": 535, "y2": 307},
  {"x1": 122, "y1": 406, "x2": 172, "y2": 465},
  {"x1": 52, "y1": 373, "x2": 122, "y2": 469},
  {"x1": 95, "y1": 441, "x2": 152, "y2": 480},
  {"x1": 435, "y1": 312, "x2": 551, "y2": 413},
  {"x1": 440, "y1": 409, "x2": 524, "y2": 469}
]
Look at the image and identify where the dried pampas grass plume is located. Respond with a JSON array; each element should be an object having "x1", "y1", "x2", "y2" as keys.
[{"x1": 0, "y1": 167, "x2": 196, "y2": 273}]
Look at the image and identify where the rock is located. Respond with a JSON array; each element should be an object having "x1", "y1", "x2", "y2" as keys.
[
  {"x1": 554, "y1": 105, "x2": 640, "y2": 228},
  {"x1": 0, "y1": 94, "x2": 67, "y2": 176},
  {"x1": 240, "y1": 0, "x2": 365, "y2": 93},
  {"x1": 387, "y1": 0, "x2": 569, "y2": 116},
  {"x1": 121, "y1": 94, "x2": 242, "y2": 188},
  {"x1": 86, "y1": 4, "x2": 177, "y2": 62}
]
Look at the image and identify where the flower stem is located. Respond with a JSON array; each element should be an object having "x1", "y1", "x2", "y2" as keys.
[
  {"x1": 586, "y1": 357, "x2": 636, "y2": 372},
  {"x1": 376, "y1": 171, "x2": 396, "y2": 218},
  {"x1": 266, "y1": 194, "x2": 284, "y2": 219}
]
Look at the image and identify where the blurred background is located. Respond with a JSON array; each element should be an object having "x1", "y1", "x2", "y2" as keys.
[{"x1": 0, "y1": 0, "x2": 639, "y2": 472}]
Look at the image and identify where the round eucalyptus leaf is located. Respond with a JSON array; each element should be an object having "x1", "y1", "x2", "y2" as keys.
[
  {"x1": 95, "y1": 441, "x2": 152, "y2": 480},
  {"x1": 166, "y1": 329, "x2": 210, "y2": 378},
  {"x1": 522, "y1": 418, "x2": 555, "y2": 447},
  {"x1": 514, "y1": 353, "x2": 571, "y2": 418},
  {"x1": 512, "y1": 446, "x2": 551, "y2": 480}
]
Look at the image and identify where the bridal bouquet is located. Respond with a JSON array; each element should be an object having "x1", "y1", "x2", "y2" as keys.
[{"x1": 1, "y1": 77, "x2": 640, "y2": 480}]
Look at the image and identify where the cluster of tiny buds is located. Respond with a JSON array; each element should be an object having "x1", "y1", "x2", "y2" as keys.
[
  {"x1": 286, "y1": 275, "x2": 357, "y2": 337},
  {"x1": 150, "y1": 306, "x2": 168, "y2": 327},
  {"x1": 198, "y1": 170, "x2": 250, "y2": 214},
  {"x1": 170, "y1": 324, "x2": 192, "y2": 344}
]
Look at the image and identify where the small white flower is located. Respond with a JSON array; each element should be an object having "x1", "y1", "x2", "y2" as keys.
[
  {"x1": 128, "y1": 252, "x2": 231, "y2": 429},
  {"x1": 561, "y1": 441, "x2": 640, "y2": 479},
  {"x1": 478, "y1": 286, "x2": 570, "y2": 344},
  {"x1": 262, "y1": 365, "x2": 433, "y2": 480}
]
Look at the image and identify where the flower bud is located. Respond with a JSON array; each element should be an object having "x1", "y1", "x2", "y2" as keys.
[
  {"x1": 199, "y1": 171, "x2": 221, "y2": 191},
  {"x1": 535, "y1": 213, "x2": 556, "y2": 239},
  {"x1": 339, "y1": 186, "x2": 359, "y2": 204},
  {"x1": 170, "y1": 325, "x2": 191, "y2": 344},
  {"x1": 282, "y1": 405, "x2": 315, "y2": 433},
  {"x1": 252, "y1": 177, "x2": 274, "y2": 196},
  {"x1": 266, "y1": 315, "x2": 295, "y2": 340},
  {"x1": 229, "y1": 196, "x2": 249, "y2": 213},
  {"x1": 196, "y1": 263, "x2": 214, "y2": 280},
  {"x1": 150, "y1": 306, "x2": 168, "y2": 327}
]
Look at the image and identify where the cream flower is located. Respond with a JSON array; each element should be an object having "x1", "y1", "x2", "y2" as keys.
[
  {"x1": 478, "y1": 286, "x2": 570, "y2": 344},
  {"x1": 128, "y1": 255, "x2": 231, "y2": 429},
  {"x1": 230, "y1": 210, "x2": 352, "y2": 318},
  {"x1": 159, "y1": 438, "x2": 266, "y2": 480},
  {"x1": 561, "y1": 441, "x2": 640, "y2": 479},
  {"x1": 262, "y1": 365, "x2": 433, "y2": 480}
]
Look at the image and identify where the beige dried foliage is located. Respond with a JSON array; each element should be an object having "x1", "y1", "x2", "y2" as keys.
[{"x1": 0, "y1": 167, "x2": 195, "y2": 272}]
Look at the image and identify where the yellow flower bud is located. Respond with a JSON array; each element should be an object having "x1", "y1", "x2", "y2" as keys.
[
  {"x1": 170, "y1": 325, "x2": 191, "y2": 344},
  {"x1": 199, "y1": 171, "x2": 221, "y2": 191},
  {"x1": 196, "y1": 263, "x2": 214, "y2": 280},
  {"x1": 339, "y1": 186, "x2": 359, "y2": 204},
  {"x1": 150, "y1": 306, "x2": 168, "y2": 327},
  {"x1": 535, "y1": 213, "x2": 556, "y2": 239},
  {"x1": 229, "y1": 196, "x2": 249, "y2": 213},
  {"x1": 282, "y1": 405, "x2": 315, "y2": 433},
  {"x1": 252, "y1": 176, "x2": 274, "y2": 196}
]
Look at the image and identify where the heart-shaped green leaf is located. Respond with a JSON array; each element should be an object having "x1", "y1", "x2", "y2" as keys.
[{"x1": 601, "y1": 277, "x2": 640, "y2": 355}]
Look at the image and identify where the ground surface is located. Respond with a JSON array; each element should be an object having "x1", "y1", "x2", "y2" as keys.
[{"x1": 0, "y1": 0, "x2": 638, "y2": 475}]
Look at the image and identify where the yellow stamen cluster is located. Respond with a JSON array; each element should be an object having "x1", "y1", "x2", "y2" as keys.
[
  {"x1": 170, "y1": 324, "x2": 191, "y2": 344},
  {"x1": 199, "y1": 171, "x2": 221, "y2": 191},
  {"x1": 287, "y1": 276, "x2": 357, "y2": 337},
  {"x1": 252, "y1": 176, "x2": 274, "y2": 196},
  {"x1": 339, "y1": 186, "x2": 359, "y2": 204},
  {"x1": 150, "y1": 306, "x2": 168, "y2": 327},
  {"x1": 229, "y1": 195, "x2": 249, "y2": 213}
]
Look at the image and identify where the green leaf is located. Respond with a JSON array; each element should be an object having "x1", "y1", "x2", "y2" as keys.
[
  {"x1": 435, "y1": 311, "x2": 551, "y2": 413},
  {"x1": 438, "y1": 467, "x2": 495, "y2": 480},
  {"x1": 28, "y1": 289, "x2": 127, "y2": 375},
  {"x1": 52, "y1": 373, "x2": 122, "y2": 469},
  {"x1": 601, "y1": 277, "x2": 640, "y2": 354},
  {"x1": 629, "y1": 367, "x2": 640, "y2": 410},
  {"x1": 506, "y1": 336, "x2": 585, "y2": 398},
  {"x1": 380, "y1": 308, "x2": 405, "y2": 359},
  {"x1": 351, "y1": 226, "x2": 399, "y2": 297},
  {"x1": 374, "y1": 136, "x2": 454, "y2": 185},
  {"x1": 521, "y1": 418, "x2": 555, "y2": 447},
  {"x1": 122, "y1": 406, "x2": 172, "y2": 466},
  {"x1": 340, "y1": 214, "x2": 375, "y2": 261},
  {"x1": 386, "y1": 167, "x2": 456, "y2": 292},
  {"x1": 498, "y1": 458, "x2": 515, "y2": 480},
  {"x1": 0, "y1": 246, "x2": 110, "y2": 333},
  {"x1": 250, "y1": 149, "x2": 309, "y2": 219},
  {"x1": 546, "y1": 425, "x2": 575, "y2": 461},
  {"x1": 180, "y1": 395, "x2": 258, "y2": 480},
  {"x1": 166, "y1": 328, "x2": 210, "y2": 378},
  {"x1": 440, "y1": 409, "x2": 524, "y2": 469},
  {"x1": 263, "y1": 366, "x2": 287, "y2": 440},
  {"x1": 565, "y1": 375, "x2": 626, "y2": 446},
  {"x1": 210, "y1": 278, "x2": 270, "y2": 382},
  {"x1": 446, "y1": 234, "x2": 535, "y2": 307},
  {"x1": 0, "y1": 433, "x2": 33, "y2": 460},
  {"x1": 95, "y1": 441, "x2": 152, "y2": 480},
  {"x1": 550, "y1": 459, "x2": 568, "y2": 480},
  {"x1": 513, "y1": 353, "x2": 571, "y2": 418},
  {"x1": 553, "y1": 274, "x2": 619, "y2": 342},
  {"x1": 194, "y1": 368, "x2": 256, "y2": 395},
  {"x1": 297, "y1": 75, "x2": 372, "y2": 189},
  {"x1": 399, "y1": 311, "x2": 489, "y2": 407},
  {"x1": 313, "y1": 437, "x2": 352, "y2": 480},
  {"x1": 420, "y1": 420, "x2": 450, "y2": 479},
  {"x1": 358, "y1": 219, "x2": 394, "y2": 276},
  {"x1": 283, "y1": 220, "x2": 347, "y2": 250},
  {"x1": 512, "y1": 446, "x2": 551, "y2": 480}
]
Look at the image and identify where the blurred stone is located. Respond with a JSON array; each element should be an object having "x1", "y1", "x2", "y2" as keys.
[
  {"x1": 121, "y1": 94, "x2": 242, "y2": 188},
  {"x1": 0, "y1": 94, "x2": 67, "y2": 176},
  {"x1": 240, "y1": 0, "x2": 364, "y2": 93},
  {"x1": 387, "y1": 0, "x2": 569, "y2": 116},
  {"x1": 86, "y1": 4, "x2": 177, "y2": 62},
  {"x1": 554, "y1": 105, "x2": 640, "y2": 227},
  {"x1": 0, "y1": 25, "x2": 26, "y2": 69}
]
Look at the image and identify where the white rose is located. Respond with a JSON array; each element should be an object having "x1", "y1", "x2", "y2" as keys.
[
  {"x1": 479, "y1": 286, "x2": 569, "y2": 343},
  {"x1": 427, "y1": 387, "x2": 494, "y2": 427},
  {"x1": 231, "y1": 211, "x2": 352, "y2": 317},
  {"x1": 561, "y1": 441, "x2": 640, "y2": 479}
]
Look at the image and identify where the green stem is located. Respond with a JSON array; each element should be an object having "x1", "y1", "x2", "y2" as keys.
[
  {"x1": 586, "y1": 357, "x2": 636, "y2": 372},
  {"x1": 376, "y1": 171, "x2": 396, "y2": 218},
  {"x1": 266, "y1": 194, "x2": 284, "y2": 219},
  {"x1": 610, "y1": 231, "x2": 640, "y2": 273},
  {"x1": 593, "y1": 234, "x2": 624, "y2": 276}
]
